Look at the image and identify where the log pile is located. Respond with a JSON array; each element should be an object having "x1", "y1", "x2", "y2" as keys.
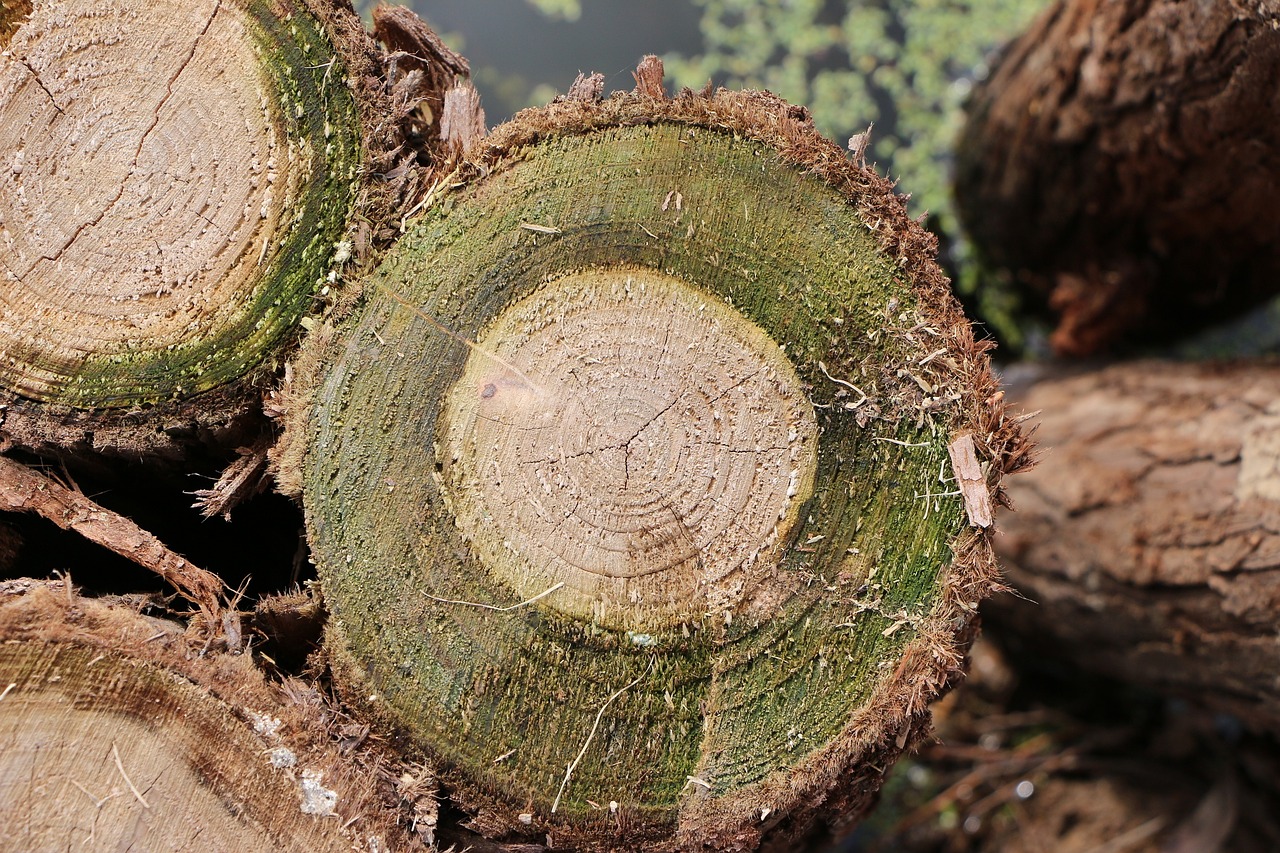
[
  {"x1": 9, "y1": 0, "x2": 1279, "y2": 847},
  {"x1": 0, "y1": 2, "x2": 1032, "y2": 851}
]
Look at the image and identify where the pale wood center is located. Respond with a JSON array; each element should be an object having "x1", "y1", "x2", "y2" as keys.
[
  {"x1": 0, "y1": 0, "x2": 303, "y2": 399},
  {"x1": 439, "y1": 269, "x2": 818, "y2": 630}
]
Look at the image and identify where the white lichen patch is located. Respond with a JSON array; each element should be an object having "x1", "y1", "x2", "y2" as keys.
[
  {"x1": 248, "y1": 711, "x2": 283, "y2": 739},
  {"x1": 269, "y1": 747, "x2": 298, "y2": 768},
  {"x1": 300, "y1": 769, "x2": 338, "y2": 816}
]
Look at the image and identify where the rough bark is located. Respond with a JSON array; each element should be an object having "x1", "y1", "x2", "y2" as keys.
[
  {"x1": 0, "y1": 0, "x2": 446, "y2": 464},
  {"x1": 0, "y1": 578, "x2": 421, "y2": 851},
  {"x1": 293, "y1": 67, "x2": 1030, "y2": 852},
  {"x1": 372, "y1": 3, "x2": 472, "y2": 158},
  {"x1": 955, "y1": 0, "x2": 1280, "y2": 356},
  {"x1": 991, "y1": 361, "x2": 1280, "y2": 734}
]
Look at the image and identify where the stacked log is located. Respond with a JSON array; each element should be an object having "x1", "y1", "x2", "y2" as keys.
[
  {"x1": 955, "y1": 0, "x2": 1280, "y2": 356},
  {"x1": 290, "y1": 80, "x2": 1027, "y2": 851}
]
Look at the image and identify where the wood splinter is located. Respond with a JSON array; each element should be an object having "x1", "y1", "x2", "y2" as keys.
[{"x1": 948, "y1": 433, "x2": 993, "y2": 528}]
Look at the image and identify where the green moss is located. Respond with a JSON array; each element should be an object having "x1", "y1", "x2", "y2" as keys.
[
  {"x1": 306, "y1": 123, "x2": 965, "y2": 824},
  {"x1": 667, "y1": 0, "x2": 1050, "y2": 350},
  {"x1": 48, "y1": 0, "x2": 361, "y2": 408}
]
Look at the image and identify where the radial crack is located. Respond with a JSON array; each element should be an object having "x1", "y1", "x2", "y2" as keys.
[
  {"x1": 38, "y1": 0, "x2": 223, "y2": 263},
  {"x1": 13, "y1": 57, "x2": 64, "y2": 113}
]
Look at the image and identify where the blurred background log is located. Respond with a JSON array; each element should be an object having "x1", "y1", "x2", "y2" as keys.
[
  {"x1": 857, "y1": 632, "x2": 1280, "y2": 853},
  {"x1": 955, "y1": 0, "x2": 1280, "y2": 356},
  {"x1": 989, "y1": 361, "x2": 1280, "y2": 736}
]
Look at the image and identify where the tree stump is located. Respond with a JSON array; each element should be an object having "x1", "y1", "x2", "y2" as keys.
[
  {"x1": 0, "y1": 0, "x2": 378, "y2": 461},
  {"x1": 292, "y1": 78, "x2": 1028, "y2": 851},
  {"x1": 954, "y1": 0, "x2": 1280, "y2": 356},
  {"x1": 992, "y1": 361, "x2": 1280, "y2": 734}
]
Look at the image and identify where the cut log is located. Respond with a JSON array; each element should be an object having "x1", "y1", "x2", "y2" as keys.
[
  {"x1": 954, "y1": 0, "x2": 1280, "y2": 356},
  {"x1": 0, "y1": 0, "x2": 384, "y2": 462},
  {"x1": 292, "y1": 72, "x2": 1029, "y2": 851},
  {"x1": 0, "y1": 578, "x2": 418, "y2": 851},
  {"x1": 992, "y1": 361, "x2": 1280, "y2": 734}
]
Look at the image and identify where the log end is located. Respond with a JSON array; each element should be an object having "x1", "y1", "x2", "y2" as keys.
[
  {"x1": 0, "y1": 578, "x2": 417, "y2": 851},
  {"x1": 298, "y1": 77, "x2": 1030, "y2": 851},
  {"x1": 0, "y1": 0, "x2": 368, "y2": 457}
]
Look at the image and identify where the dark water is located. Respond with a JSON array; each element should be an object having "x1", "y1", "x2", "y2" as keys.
[{"x1": 400, "y1": 1, "x2": 705, "y2": 120}]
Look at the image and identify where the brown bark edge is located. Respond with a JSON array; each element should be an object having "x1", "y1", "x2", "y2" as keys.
[{"x1": 0, "y1": 578, "x2": 426, "y2": 850}]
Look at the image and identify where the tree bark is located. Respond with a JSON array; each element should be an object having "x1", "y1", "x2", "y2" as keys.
[
  {"x1": 0, "y1": 578, "x2": 420, "y2": 851},
  {"x1": 955, "y1": 0, "x2": 1280, "y2": 356},
  {"x1": 0, "y1": 0, "x2": 409, "y2": 463},
  {"x1": 991, "y1": 361, "x2": 1280, "y2": 734},
  {"x1": 0, "y1": 453, "x2": 227, "y2": 629},
  {"x1": 291, "y1": 71, "x2": 1030, "y2": 852}
]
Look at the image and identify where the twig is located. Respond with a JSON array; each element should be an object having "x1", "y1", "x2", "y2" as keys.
[
  {"x1": 400, "y1": 167, "x2": 460, "y2": 232},
  {"x1": 0, "y1": 456, "x2": 224, "y2": 628},
  {"x1": 189, "y1": 433, "x2": 273, "y2": 520},
  {"x1": 424, "y1": 582, "x2": 564, "y2": 613},
  {"x1": 1078, "y1": 817, "x2": 1166, "y2": 853},
  {"x1": 0, "y1": 682, "x2": 14, "y2": 702},
  {"x1": 894, "y1": 746, "x2": 1080, "y2": 834},
  {"x1": 551, "y1": 663, "x2": 652, "y2": 813},
  {"x1": 682, "y1": 776, "x2": 713, "y2": 792},
  {"x1": 71, "y1": 780, "x2": 117, "y2": 809},
  {"x1": 111, "y1": 743, "x2": 150, "y2": 809},
  {"x1": 871, "y1": 437, "x2": 931, "y2": 448}
]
